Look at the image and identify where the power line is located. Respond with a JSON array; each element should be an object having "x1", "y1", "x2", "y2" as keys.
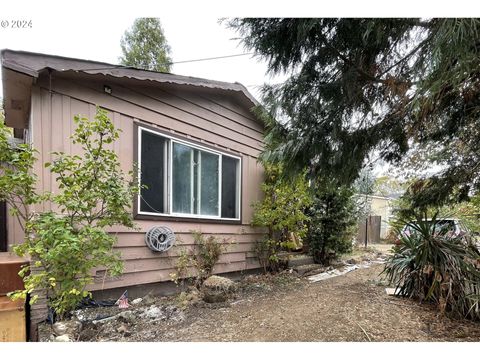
[
  {"x1": 167, "y1": 52, "x2": 255, "y2": 65},
  {"x1": 79, "y1": 52, "x2": 256, "y2": 72}
]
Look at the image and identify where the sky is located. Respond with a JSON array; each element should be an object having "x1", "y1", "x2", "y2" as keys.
[
  {"x1": 0, "y1": 12, "x2": 285, "y2": 101},
  {"x1": 1, "y1": 0, "x2": 477, "y2": 101}
]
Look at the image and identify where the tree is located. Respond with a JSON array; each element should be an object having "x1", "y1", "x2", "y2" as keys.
[
  {"x1": 120, "y1": 18, "x2": 172, "y2": 72},
  {"x1": 353, "y1": 167, "x2": 376, "y2": 221},
  {"x1": 228, "y1": 19, "x2": 480, "y2": 209},
  {"x1": 374, "y1": 175, "x2": 404, "y2": 197},
  {"x1": 306, "y1": 181, "x2": 357, "y2": 264},
  {"x1": 2, "y1": 107, "x2": 138, "y2": 318}
]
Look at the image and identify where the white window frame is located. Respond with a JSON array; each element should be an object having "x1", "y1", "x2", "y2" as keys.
[{"x1": 137, "y1": 126, "x2": 242, "y2": 221}]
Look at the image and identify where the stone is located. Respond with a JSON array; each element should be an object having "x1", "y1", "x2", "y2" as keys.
[
  {"x1": 92, "y1": 310, "x2": 134, "y2": 325},
  {"x1": 202, "y1": 275, "x2": 237, "y2": 304},
  {"x1": 54, "y1": 334, "x2": 72, "y2": 342},
  {"x1": 52, "y1": 320, "x2": 82, "y2": 336},
  {"x1": 293, "y1": 263, "x2": 324, "y2": 276},
  {"x1": 52, "y1": 322, "x2": 67, "y2": 336},
  {"x1": 131, "y1": 298, "x2": 143, "y2": 305},
  {"x1": 117, "y1": 324, "x2": 129, "y2": 333},
  {"x1": 118, "y1": 310, "x2": 136, "y2": 323},
  {"x1": 141, "y1": 305, "x2": 166, "y2": 320},
  {"x1": 203, "y1": 275, "x2": 236, "y2": 292}
]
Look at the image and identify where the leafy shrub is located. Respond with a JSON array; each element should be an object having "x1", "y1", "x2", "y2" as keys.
[
  {"x1": 3, "y1": 108, "x2": 138, "y2": 319},
  {"x1": 382, "y1": 212, "x2": 480, "y2": 320},
  {"x1": 252, "y1": 237, "x2": 289, "y2": 273},
  {"x1": 252, "y1": 163, "x2": 312, "y2": 272},
  {"x1": 170, "y1": 231, "x2": 227, "y2": 288},
  {"x1": 15, "y1": 213, "x2": 123, "y2": 317},
  {"x1": 306, "y1": 182, "x2": 357, "y2": 264},
  {"x1": 170, "y1": 243, "x2": 191, "y2": 287},
  {"x1": 192, "y1": 231, "x2": 225, "y2": 285}
]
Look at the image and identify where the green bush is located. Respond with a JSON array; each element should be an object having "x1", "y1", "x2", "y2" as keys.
[
  {"x1": 306, "y1": 182, "x2": 357, "y2": 264},
  {"x1": 170, "y1": 231, "x2": 227, "y2": 288},
  {"x1": 3, "y1": 108, "x2": 138, "y2": 319},
  {"x1": 251, "y1": 163, "x2": 312, "y2": 272},
  {"x1": 382, "y1": 212, "x2": 480, "y2": 321},
  {"x1": 192, "y1": 231, "x2": 225, "y2": 285}
]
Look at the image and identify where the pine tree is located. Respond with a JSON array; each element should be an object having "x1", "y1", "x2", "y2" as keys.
[
  {"x1": 228, "y1": 18, "x2": 480, "y2": 208},
  {"x1": 120, "y1": 18, "x2": 172, "y2": 72}
]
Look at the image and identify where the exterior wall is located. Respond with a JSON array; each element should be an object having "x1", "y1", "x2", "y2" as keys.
[
  {"x1": 8, "y1": 72, "x2": 266, "y2": 291},
  {"x1": 369, "y1": 196, "x2": 392, "y2": 238},
  {"x1": 5, "y1": 206, "x2": 23, "y2": 250}
]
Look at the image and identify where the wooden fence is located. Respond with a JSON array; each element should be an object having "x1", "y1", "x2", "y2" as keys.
[{"x1": 357, "y1": 215, "x2": 381, "y2": 245}]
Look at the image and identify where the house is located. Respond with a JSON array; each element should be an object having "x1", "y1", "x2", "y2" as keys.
[{"x1": 1, "y1": 49, "x2": 266, "y2": 327}]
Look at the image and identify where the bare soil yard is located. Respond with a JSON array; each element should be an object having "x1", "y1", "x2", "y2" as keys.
[
  {"x1": 156, "y1": 266, "x2": 480, "y2": 341},
  {"x1": 40, "y1": 245, "x2": 480, "y2": 342}
]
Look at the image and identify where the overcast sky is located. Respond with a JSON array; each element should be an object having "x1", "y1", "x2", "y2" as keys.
[
  {"x1": 2, "y1": 1, "x2": 477, "y2": 102},
  {"x1": 0, "y1": 12, "x2": 286, "y2": 101}
]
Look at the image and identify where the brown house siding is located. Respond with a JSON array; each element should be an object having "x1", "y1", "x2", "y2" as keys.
[{"x1": 10, "y1": 71, "x2": 266, "y2": 291}]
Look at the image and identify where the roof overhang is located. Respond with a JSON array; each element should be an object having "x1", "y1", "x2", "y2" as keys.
[{"x1": 1, "y1": 49, "x2": 260, "y2": 130}]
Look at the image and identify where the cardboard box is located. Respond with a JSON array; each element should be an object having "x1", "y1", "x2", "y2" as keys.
[
  {"x1": 0, "y1": 253, "x2": 28, "y2": 295},
  {"x1": 0, "y1": 296, "x2": 26, "y2": 342}
]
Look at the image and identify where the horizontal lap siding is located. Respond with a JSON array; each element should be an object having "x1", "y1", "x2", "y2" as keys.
[{"x1": 30, "y1": 76, "x2": 265, "y2": 291}]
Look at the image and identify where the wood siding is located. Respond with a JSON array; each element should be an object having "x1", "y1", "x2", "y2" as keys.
[
  {"x1": 8, "y1": 72, "x2": 265, "y2": 290},
  {"x1": 0, "y1": 202, "x2": 6, "y2": 252}
]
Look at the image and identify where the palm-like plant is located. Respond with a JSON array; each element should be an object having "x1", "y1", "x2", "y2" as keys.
[{"x1": 383, "y1": 212, "x2": 480, "y2": 320}]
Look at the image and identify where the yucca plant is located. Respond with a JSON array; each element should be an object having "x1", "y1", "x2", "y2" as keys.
[{"x1": 383, "y1": 211, "x2": 480, "y2": 320}]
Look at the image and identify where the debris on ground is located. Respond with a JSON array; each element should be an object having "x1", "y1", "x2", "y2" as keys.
[
  {"x1": 131, "y1": 298, "x2": 143, "y2": 305},
  {"x1": 292, "y1": 263, "x2": 326, "y2": 276},
  {"x1": 176, "y1": 288, "x2": 202, "y2": 309},
  {"x1": 37, "y1": 245, "x2": 480, "y2": 342},
  {"x1": 308, "y1": 264, "x2": 362, "y2": 282},
  {"x1": 385, "y1": 287, "x2": 401, "y2": 296},
  {"x1": 39, "y1": 299, "x2": 186, "y2": 342},
  {"x1": 306, "y1": 252, "x2": 387, "y2": 283},
  {"x1": 54, "y1": 334, "x2": 72, "y2": 342}
]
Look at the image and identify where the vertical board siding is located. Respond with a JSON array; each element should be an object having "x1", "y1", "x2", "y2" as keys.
[
  {"x1": 5, "y1": 204, "x2": 24, "y2": 248},
  {"x1": 25, "y1": 78, "x2": 265, "y2": 291}
]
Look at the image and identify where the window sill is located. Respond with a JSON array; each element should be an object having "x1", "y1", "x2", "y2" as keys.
[{"x1": 133, "y1": 213, "x2": 242, "y2": 225}]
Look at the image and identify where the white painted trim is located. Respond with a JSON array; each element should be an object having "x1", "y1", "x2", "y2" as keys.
[
  {"x1": 218, "y1": 154, "x2": 222, "y2": 218},
  {"x1": 137, "y1": 126, "x2": 242, "y2": 221}
]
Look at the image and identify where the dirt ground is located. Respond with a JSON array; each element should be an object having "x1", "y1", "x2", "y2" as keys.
[
  {"x1": 41, "y1": 245, "x2": 480, "y2": 342},
  {"x1": 157, "y1": 267, "x2": 480, "y2": 341}
]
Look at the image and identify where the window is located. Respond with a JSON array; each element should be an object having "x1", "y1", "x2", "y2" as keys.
[{"x1": 138, "y1": 126, "x2": 241, "y2": 220}]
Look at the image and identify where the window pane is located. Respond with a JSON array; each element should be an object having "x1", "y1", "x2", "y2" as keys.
[
  {"x1": 172, "y1": 142, "x2": 193, "y2": 214},
  {"x1": 199, "y1": 151, "x2": 219, "y2": 216},
  {"x1": 221, "y1": 156, "x2": 239, "y2": 218},
  {"x1": 140, "y1": 131, "x2": 166, "y2": 213}
]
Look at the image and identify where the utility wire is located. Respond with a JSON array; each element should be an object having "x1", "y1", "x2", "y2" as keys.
[
  {"x1": 78, "y1": 52, "x2": 256, "y2": 72},
  {"x1": 166, "y1": 52, "x2": 255, "y2": 65}
]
